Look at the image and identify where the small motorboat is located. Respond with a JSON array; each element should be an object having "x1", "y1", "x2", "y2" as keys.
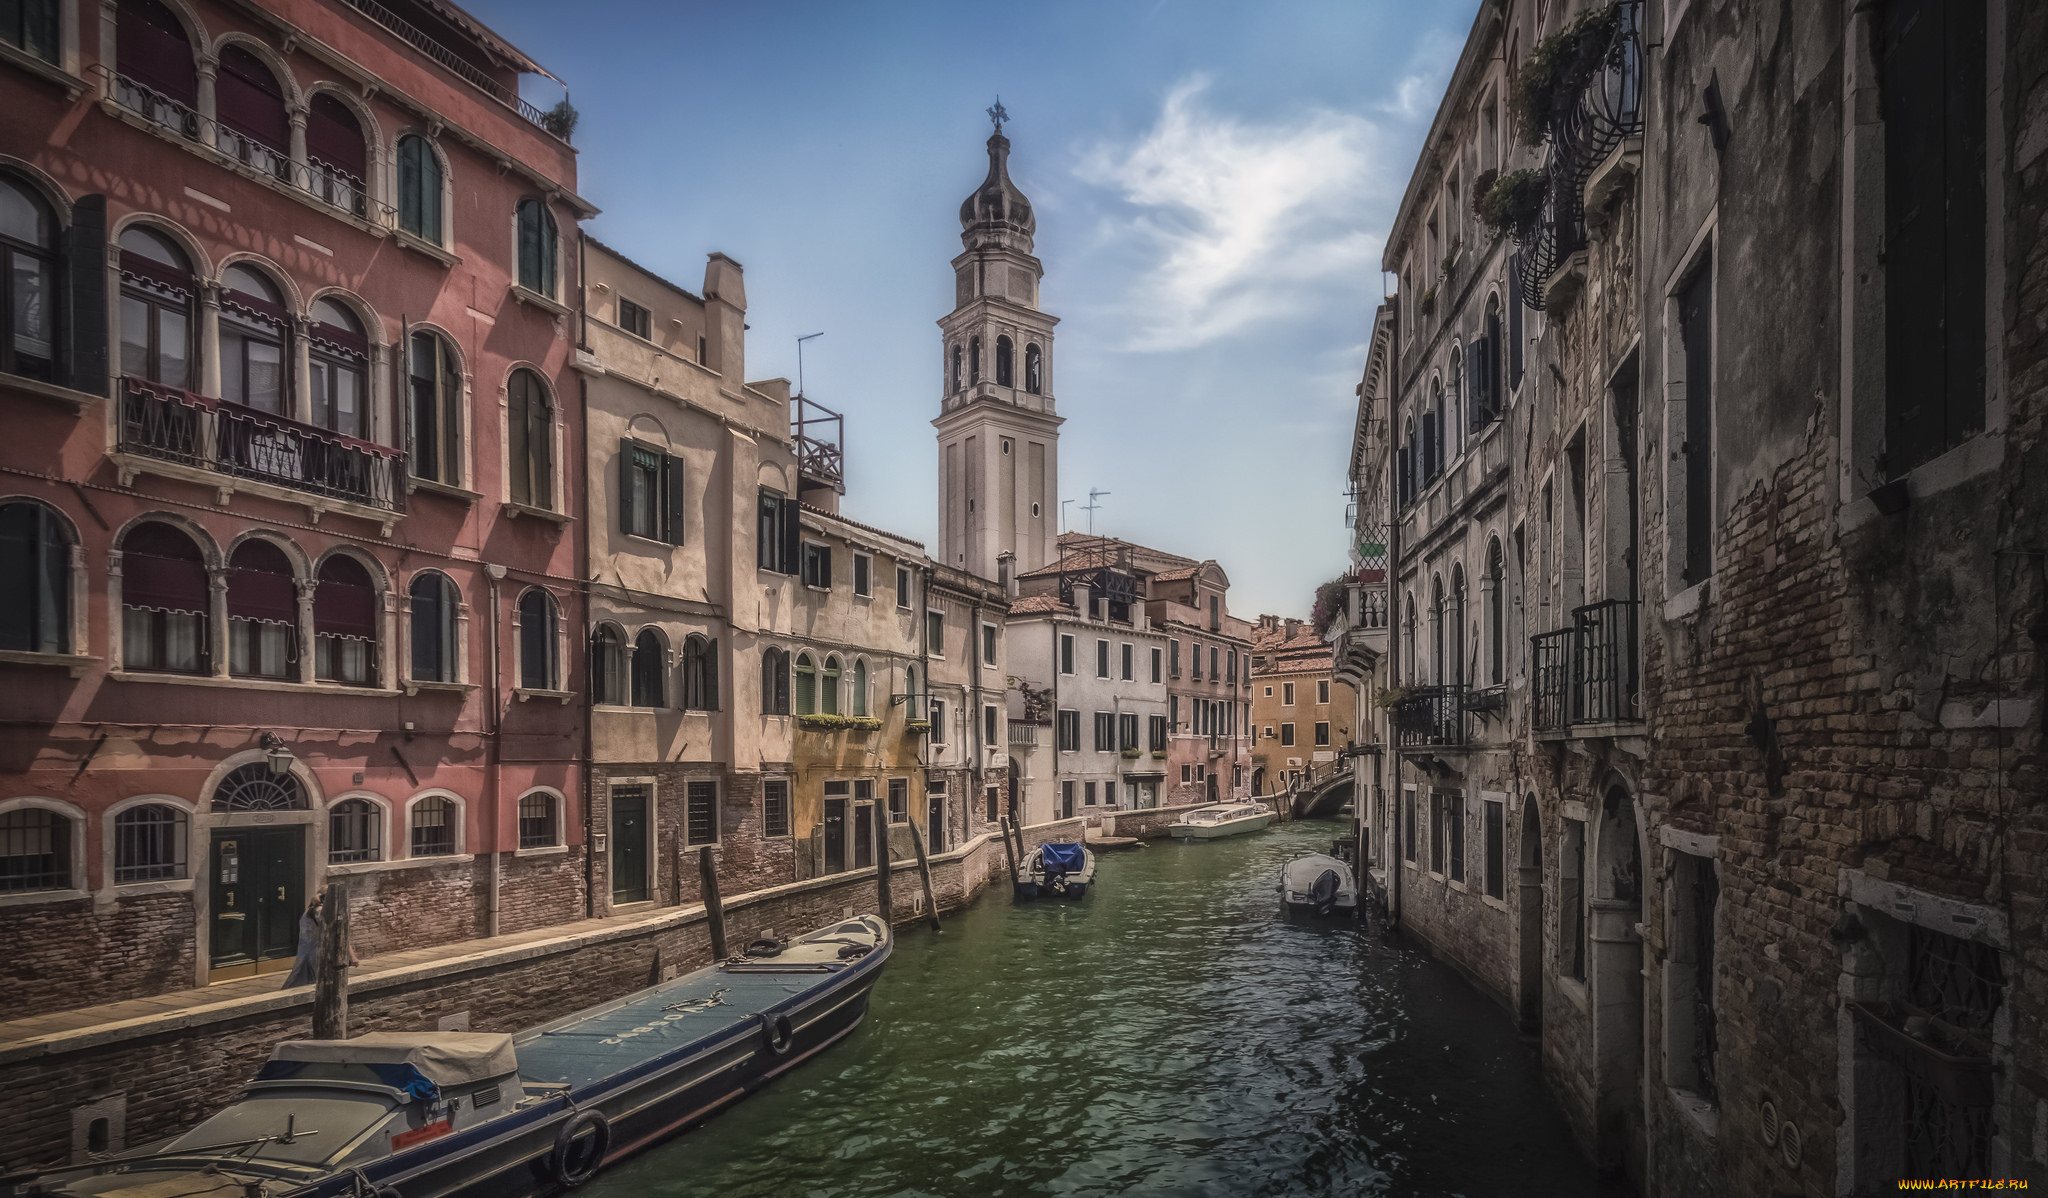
[
  {"x1": 1166, "y1": 802, "x2": 1278, "y2": 840},
  {"x1": 1281, "y1": 852, "x2": 1359, "y2": 916},
  {"x1": 1017, "y1": 841, "x2": 1096, "y2": 901},
  {"x1": 7, "y1": 915, "x2": 891, "y2": 1198}
]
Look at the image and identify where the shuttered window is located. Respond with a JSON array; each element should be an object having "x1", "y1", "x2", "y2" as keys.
[{"x1": 508, "y1": 370, "x2": 553, "y2": 510}]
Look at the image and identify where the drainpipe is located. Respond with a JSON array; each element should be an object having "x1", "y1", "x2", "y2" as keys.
[
  {"x1": 484, "y1": 563, "x2": 506, "y2": 939},
  {"x1": 577, "y1": 368, "x2": 595, "y2": 922},
  {"x1": 970, "y1": 593, "x2": 984, "y2": 834}
]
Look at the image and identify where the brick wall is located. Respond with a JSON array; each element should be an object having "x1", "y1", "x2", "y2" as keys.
[{"x1": 0, "y1": 892, "x2": 195, "y2": 1017}]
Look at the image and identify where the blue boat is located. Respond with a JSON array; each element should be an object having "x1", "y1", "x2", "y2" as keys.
[
  {"x1": 5, "y1": 914, "x2": 891, "y2": 1198},
  {"x1": 1016, "y1": 842, "x2": 1096, "y2": 901}
]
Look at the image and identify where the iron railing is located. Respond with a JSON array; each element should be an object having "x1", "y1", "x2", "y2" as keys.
[
  {"x1": 119, "y1": 377, "x2": 405, "y2": 512},
  {"x1": 1531, "y1": 599, "x2": 1640, "y2": 731},
  {"x1": 339, "y1": 0, "x2": 567, "y2": 141},
  {"x1": 1393, "y1": 684, "x2": 1466, "y2": 748}
]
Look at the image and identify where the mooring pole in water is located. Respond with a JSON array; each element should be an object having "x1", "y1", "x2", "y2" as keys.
[
  {"x1": 313, "y1": 883, "x2": 349, "y2": 1040},
  {"x1": 997, "y1": 814, "x2": 1021, "y2": 883},
  {"x1": 873, "y1": 799, "x2": 895, "y2": 923},
  {"x1": 907, "y1": 821, "x2": 943, "y2": 932},
  {"x1": 698, "y1": 846, "x2": 728, "y2": 961}
]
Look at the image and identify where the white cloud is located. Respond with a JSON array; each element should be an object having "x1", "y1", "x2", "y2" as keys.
[{"x1": 1074, "y1": 76, "x2": 1394, "y2": 352}]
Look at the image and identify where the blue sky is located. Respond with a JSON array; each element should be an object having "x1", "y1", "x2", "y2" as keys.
[{"x1": 485, "y1": 0, "x2": 1469, "y2": 617}]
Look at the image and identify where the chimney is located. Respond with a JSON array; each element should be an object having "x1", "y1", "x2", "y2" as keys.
[{"x1": 1284, "y1": 618, "x2": 1301, "y2": 639}]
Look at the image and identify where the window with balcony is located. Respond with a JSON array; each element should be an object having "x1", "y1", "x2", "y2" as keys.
[
  {"x1": 116, "y1": 0, "x2": 197, "y2": 130},
  {"x1": 517, "y1": 587, "x2": 557, "y2": 690},
  {"x1": 409, "y1": 330, "x2": 462, "y2": 487},
  {"x1": 507, "y1": 369, "x2": 554, "y2": 510},
  {"x1": 305, "y1": 93, "x2": 368, "y2": 217},
  {"x1": 120, "y1": 521, "x2": 207, "y2": 673},
  {"x1": 0, "y1": 177, "x2": 57, "y2": 383},
  {"x1": 308, "y1": 298, "x2": 367, "y2": 438},
  {"x1": 226, "y1": 538, "x2": 297, "y2": 679},
  {"x1": 396, "y1": 134, "x2": 444, "y2": 245},
  {"x1": 0, "y1": 500, "x2": 71, "y2": 654},
  {"x1": 516, "y1": 197, "x2": 557, "y2": 298},
  {"x1": 118, "y1": 227, "x2": 192, "y2": 390},
  {"x1": 219, "y1": 264, "x2": 288, "y2": 414},
  {"x1": 313, "y1": 555, "x2": 377, "y2": 686},
  {"x1": 214, "y1": 46, "x2": 290, "y2": 181},
  {"x1": 1, "y1": 0, "x2": 57, "y2": 63},
  {"x1": 682, "y1": 634, "x2": 716, "y2": 711},
  {"x1": 408, "y1": 570, "x2": 457, "y2": 683},
  {"x1": 631, "y1": 628, "x2": 666, "y2": 708},
  {"x1": 760, "y1": 646, "x2": 789, "y2": 714}
]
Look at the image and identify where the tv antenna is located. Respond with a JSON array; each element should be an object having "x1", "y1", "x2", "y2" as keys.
[
  {"x1": 1081, "y1": 488, "x2": 1111, "y2": 535},
  {"x1": 795, "y1": 331, "x2": 824, "y2": 397}
]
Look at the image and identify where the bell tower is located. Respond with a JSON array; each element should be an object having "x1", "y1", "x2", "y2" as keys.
[{"x1": 935, "y1": 102, "x2": 1061, "y2": 584}]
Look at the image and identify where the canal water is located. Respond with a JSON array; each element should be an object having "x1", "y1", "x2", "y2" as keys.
[{"x1": 586, "y1": 818, "x2": 1601, "y2": 1197}]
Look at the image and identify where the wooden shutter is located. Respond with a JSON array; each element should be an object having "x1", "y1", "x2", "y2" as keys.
[
  {"x1": 117, "y1": 0, "x2": 197, "y2": 105},
  {"x1": 663, "y1": 455, "x2": 686, "y2": 545},
  {"x1": 1466, "y1": 338, "x2": 1487, "y2": 429},
  {"x1": 66, "y1": 196, "x2": 108, "y2": 395},
  {"x1": 507, "y1": 378, "x2": 531, "y2": 505},
  {"x1": 529, "y1": 382, "x2": 553, "y2": 510},
  {"x1": 215, "y1": 46, "x2": 287, "y2": 151},
  {"x1": 780, "y1": 495, "x2": 800, "y2": 574},
  {"x1": 1679, "y1": 260, "x2": 1713, "y2": 583},
  {"x1": 617, "y1": 440, "x2": 634, "y2": 536},
  {"x1": 306, "y1": 94, "x2": 366, "y2": 179}
]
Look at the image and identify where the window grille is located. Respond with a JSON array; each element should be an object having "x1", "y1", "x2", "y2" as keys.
[
  {"x1": 410, "y1": 797, "x2": 454, "y2": 856},
  {"x1": 212, "y1": 763, "x2": 307, "y2": 812},
  {"x1": 0, "y1": 808, "x2": 68, "y2": 892},
  {"x1": 763, "y1": 779, "x2": 791, "y2": 838},
  {"x1": 113, "y1": 804, "x2": 186, "y2": 883},
  {"x1": 686, "y1": 781, "x2": 717, "y2": 846},
  {"x1": 518, "y1": 793, "x2": 557, "y2": 849},
  {"x1": 328, "y1": 798, "x2": 381, "y2": 864}
]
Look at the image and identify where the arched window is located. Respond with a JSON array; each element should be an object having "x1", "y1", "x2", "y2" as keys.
[
  {"x1": 314, "y1": 555, "x2": 377, "y2": 685},
  {"x1": 114, "y1": 0, "x2": 198, "y2": 131},
  {"x1": 851, "y1": 658, "x2": 868, "y2": 717},
  {"x1": 214, "y1": 46, "x2": 289, "y2": 179},
  {"x1": 212, "y1": 762, "x2": 306, "y2": 812},
  {"x1": 226, "y1": 539, "x2": 297, "y2": 679},
  {"x1": 1024, "y1": 343, "x2": 1042, "y2": 394},
  {"x1": 113, "y1": 803, "x2": 187, "y2": 882},
  {"x1": 518, "y1": 791, "x2": 558, "y2": 849},
  {"x1": 409, "y1": 795, "x2": 454, "y2": 857},
  {"x1": 1450, "y1": 565, "x2": 1467, "y2": 687},
  {"x1": 2, "y1": 0, "x2": 58, "y2": 64},
  {"x1": 408, "y1": 571, "x2": 457, "y2": 683},
  {"x1": 518, "y1": 589, "x2": 556, "y2": 689},
  {"x1": 308, "y1": 298, "x2": 367, "y2": 437},
  {"x1": 328, "y1": 798, "x2": 381, "y2": 863},
  {"x1": 408, "y1": 329, "x2": 462, "y2": 486},
  {"x1": 794, "y1": 652, "x2": 817, "y2": 715},
  {"x1": 507, "y1": 369, "x2": 553, "y2": 509},
  {"x1": 1402, "y1": 595, "x2": 1417, "y2": 677},
  {"x1": 995, "y1": 336, "x2": 1013, "y2": 387},
  {"x1": 682, "y1": 634, "x2": 717, "y2": 711},
  {"x1": 121, "y1": 521, "x2": 207, "y2": 673},
  {"x1": 761, "y1": 645, "x2": 789, "y2": 715},
  {"x1": 1426, "y1": 380, "x2": 1445, "y2": 480},
  {"x1": 219, "y1": 263, "x2": 288, "y2": 414},
  {"x1": 1398, "y1": 417, "x2": 1415, "y2": 507},
  {"x1": 516, "y1": 198, "x2": 557, "y2": 297},
  {"x1": 969, "y1": 337, "x2": 981, "y2": 385},
  {"x1": 0, "y1": 501, "x2": 71, "y2": 654},
  {"x1": 949, "y1": 344, "x2": 962, "y2": 395},
  {"x1": 588, "y1": 623, "x2": 624, "y2": 705},
  {"x1": 1448, "y1": 346, "x2": 1464, "y2": 450},
  {"x1": 1429, "y1": 576, "x2": 1446, "y2": 686},
  {"x1": 631, "y1": 628, "x2": 665, "y2": 708},
  {"x1": 0, "y1": 805, "x2": 74, "y2": 892},
  {"x1": 821, "y1": 655, "x2": 841, "y2": 716},
  {"x1": 306, "y1": 93, "x2": 368, "y2": 216},
  {"x1": 1485, "y1": 539, "x2": 1506, "y2": 686},
  {"x1": 396, "y1": 134, "x2": 444, "y2": 245},
  {"x1": 117, "y1": 227, "x2": 193, "y2": 389},
  {"x1": 1482, "y1": 295, "x2": 1504, "y2": 417},
  {"x1": 0, "y1": 177, "x2": 57, "y2": 382}
]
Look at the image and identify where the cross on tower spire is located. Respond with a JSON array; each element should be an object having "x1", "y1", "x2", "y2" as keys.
[{"x1": 987, "y1": 96, "x2": 1008, "y2": 134}]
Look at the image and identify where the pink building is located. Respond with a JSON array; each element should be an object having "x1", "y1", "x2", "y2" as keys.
[{"x1": 0, "y1": 0, "x2": 592, "y2": 1016}]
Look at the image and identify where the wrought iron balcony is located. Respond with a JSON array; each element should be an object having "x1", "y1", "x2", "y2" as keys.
[
  {"x1": 1531, "y1": 598, "x2": 1641, "y2": 733},
  {"x1": 118, "y1": 377, "x2": 405, "y2": 514},
  {"x1": 1393, "y1": 684, "x2": 1467, "y2": 748}
]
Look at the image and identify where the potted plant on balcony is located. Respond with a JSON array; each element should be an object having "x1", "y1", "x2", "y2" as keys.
[
  {"x1": 1510, "y1": 4, "x2": 1624, "y2": 148},
  {"x1": 1121, "y1": 747, "x2": 1142, "y2": 760},
  {"x1": 903, "y1": 719, "x2": 931, "y2": 735},
  {"x1": 1417, "y1": 283, "x2": 1438, "y2": 317},
  {"x1": 1479, "y1": 168, "x2": 1548, "y2": 241},
  {"x1": 1374, "y1": 685, "x2": 1413, "y2": 710},
  {"x1": 1151, "y1": 749, "x2": 1168, "y2": 759},
  {"x1": 798, "y1": 714, "x2": 884, "y2": 733}
]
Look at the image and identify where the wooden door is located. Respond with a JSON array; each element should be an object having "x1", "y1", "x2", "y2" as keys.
[
  {"x1": 208, "y1": 826, "x2": 302, "y2": 981},
  {"x1": 611, "y1": 788, "x2": 648, "y2": 904},
  {"x1": 824, "y1": 797, "x2": 847, "y2": 874}
]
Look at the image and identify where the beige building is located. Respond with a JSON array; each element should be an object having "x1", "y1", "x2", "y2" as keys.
[{"x1": 1248, "y1": 615, "x2": 1354, "y2": 795}]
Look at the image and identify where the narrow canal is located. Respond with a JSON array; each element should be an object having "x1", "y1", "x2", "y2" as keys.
[{"x1": 587, "y1": 819, "x2": 1600, "y2": 1197}]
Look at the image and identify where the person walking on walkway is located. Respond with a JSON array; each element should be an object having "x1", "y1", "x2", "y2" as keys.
[{"x1": 281, "y1": 891, "x2": 358, "y2": 989}]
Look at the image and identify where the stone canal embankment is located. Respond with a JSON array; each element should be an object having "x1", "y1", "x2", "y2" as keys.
[{"x1": 0, "y1": 805, "x2": 1225, "y2": 1170}]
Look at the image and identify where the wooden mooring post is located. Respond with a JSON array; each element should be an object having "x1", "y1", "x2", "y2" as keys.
[
  {"x1": 873, "y1": 800, "x2": 894, "y2": 923},
  {"x1": 997, "y1": 814, "x2": 1021, "y2": 883},
  {"x1": 906, "y1": 821, "x2": 943, "y2": 932},
  {"x1": 698, "y1": 846, "x2": 728, "y2": 961},
  {"x1": 313, "y1": 883, "x2": 349, "y2": 1040}
]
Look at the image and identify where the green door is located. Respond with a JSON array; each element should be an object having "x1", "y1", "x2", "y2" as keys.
[
  {"x1": 209, "y1": 827, "x2": 303, "y2": 981},
  {"x1": 612, "y1": 788, "x2": 648, "y2": 904}
]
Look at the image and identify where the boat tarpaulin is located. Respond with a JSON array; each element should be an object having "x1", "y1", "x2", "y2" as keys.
[
  {"x1": 268, "y1": 1032, "x2": 518, "y2": 1100},
  {"x1": 1041, "y1": 843, "x2": 1085, "y2": 874}
]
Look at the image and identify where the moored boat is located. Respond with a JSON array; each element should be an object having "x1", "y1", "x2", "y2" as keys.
[
  {"x1": 1166, "y1": 802, "x2": 1277, "y2": 841},
  {"x1": 1016, "y1": 841, "x2": 1096, "y2": 900},
  {"x1": 1280, "y1": 852, "x2": 1358, "y2": 916},
  {"x1": 4, "y1": 915, "x2": 891, "y2": 1198}
]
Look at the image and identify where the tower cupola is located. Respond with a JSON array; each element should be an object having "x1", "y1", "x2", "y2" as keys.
[{"x1": 959, "y1": 108, "x2": 1035, "y2": 252}]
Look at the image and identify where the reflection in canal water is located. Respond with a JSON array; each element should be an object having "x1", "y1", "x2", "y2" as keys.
[{"x1": 586, "y1": 819, "x2": 1601, "y2": 1197}]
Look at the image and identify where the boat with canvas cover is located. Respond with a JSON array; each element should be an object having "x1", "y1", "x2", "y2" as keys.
[
  {"x1": 3, "y1": 915, "x2": 891, "y2": 1198},
  {"x1": 1279, "y1": 852, "x2": 1358, "y2": 916},
  {"x1": 1016, "y1": 842, "x2": 1095, "y2": 900},
  {"x1": 1165, "y1": 802, "x2": 1277, "y2": 841}
]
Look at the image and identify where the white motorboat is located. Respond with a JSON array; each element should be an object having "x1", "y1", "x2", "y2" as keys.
[
  {"x1": 1166, "y1": 802, "x2": 1277, "y2": 840},
  {"x1": 1280, "y1": 852, "x2": 1358, "y2": 916}
]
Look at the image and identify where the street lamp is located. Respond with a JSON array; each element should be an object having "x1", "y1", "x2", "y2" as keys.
[{"x1": 259, "y1": 731, "x2": 295, "y2": 777}]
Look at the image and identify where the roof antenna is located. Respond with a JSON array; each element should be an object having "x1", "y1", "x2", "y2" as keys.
[
  {"x1": 1082, "y1": 488, "x2": 1111, "y2": 536},
  {"x1": 795, "y1": 331, "x2": 823, "y2": 397},
  {"x1": 987, "y1": 96, "x2": 1008, "y2": 134}
]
